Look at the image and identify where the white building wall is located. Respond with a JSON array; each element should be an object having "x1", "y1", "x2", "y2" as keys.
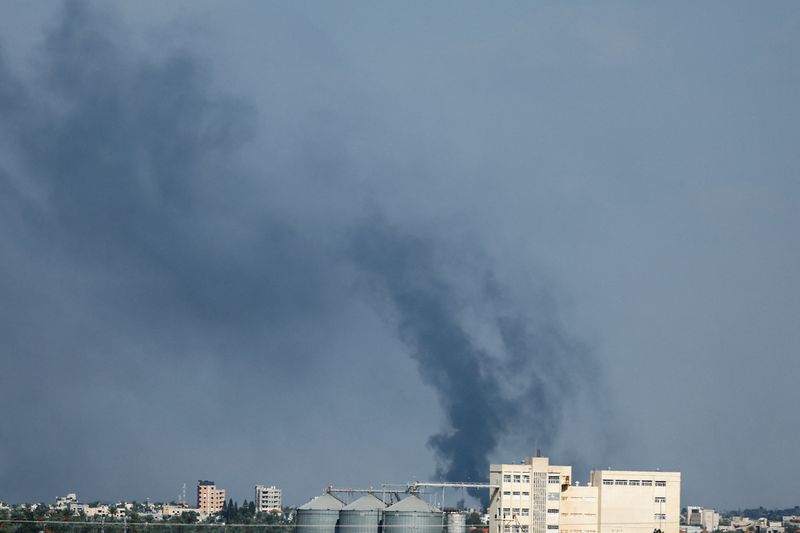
[{"x1": 590, "y1": 470, "x2": 680, "y2": 533}]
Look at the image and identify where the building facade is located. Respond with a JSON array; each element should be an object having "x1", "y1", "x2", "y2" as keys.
[
  {"x1": 489, "y1": 457, "x2": 680, "y2": 533},
  {"x1": 197, "y1": 480, "x2": 226, "y2": 515},
  {"x1": 255, "y1": 485, "x2": 282, "y2": 513},
  {"x1": 590, "y1": 469, "x2": 680, "y2": 533}
]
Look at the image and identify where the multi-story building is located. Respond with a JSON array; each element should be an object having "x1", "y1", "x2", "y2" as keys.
[
  {"x1": 197, "y1": 480, "x2": 226, "y2": 515},
  {"x1": 489, "y1": 457, "x2": 680, "y2": 533},
  {"x1": 686, "y1": 507, "x2": 703, "y2": 527},
  {"x1": 590, "y1": 469, "x2": 680, "y2": 533},
  {"x1": 255, "y1": 485, "x2": 282, "y2": 513},
  {"x1": 686, "y1": 507, "x2": 720, "y2": 531}
]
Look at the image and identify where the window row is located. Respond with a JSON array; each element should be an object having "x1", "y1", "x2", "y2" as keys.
[
  {"x1": 503, "y1": 526, "x2": 530, "y2": 533},
  {"x1": 502, "y1": 491, "x2": 531, "y2": 497},
  {"x1": 503, "y1": 474, "x2": 532, "y2": 483},
  {"x1": 655, "y1": 514, "x2": 666, "y2": 520},
  {"x1": 502, "y1": 508, "x2": 530, "y2": 517},
  {"x1": 601, "y1": 479, "x2": 666, "y2": 487},
  {"x1": 548, "y1": 476, "x2": 561, "y2": 484},
  {"x1": 655, "y1": 497, "x2": 666, "y2": 503}
]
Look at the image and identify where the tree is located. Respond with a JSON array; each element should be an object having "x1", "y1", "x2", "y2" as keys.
[{"x1": 466, "y1": 512, "x2": 483, "y2": 526}]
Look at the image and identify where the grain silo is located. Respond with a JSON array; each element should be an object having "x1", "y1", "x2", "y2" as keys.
[
  {"x1": 383, "y1": 495, "x2": 443, "y2": 533},
  {"x1": 338, "y1": 494, "x2": 386, "y2": 533},
  {"x1": 445, "y1": 512, "x2": 466, "y2": 533},
  {"x1": 296, "y1": 494, "x2": 345, "y2": 533}
]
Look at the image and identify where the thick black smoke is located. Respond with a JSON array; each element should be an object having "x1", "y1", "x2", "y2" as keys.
[
  {"x1": 351, "y1": 220, "x2": 598, "y2": 501},
  {"x1": 0, "y1": 1, "x2": 608, "y2": 503}
]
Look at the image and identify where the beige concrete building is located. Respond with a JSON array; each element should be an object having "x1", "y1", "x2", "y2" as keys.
[
  {"x1": 255, "y1": 485, "x2": 282, "y2": 513},
  {"x1": 197, "y1": 480, "x2": 226, "y2": 515},
  {"x1": 590, "y1": 469, "x2": 680, "y2": 533},
  {"x1": 489, "y1": 457, "x2": 680, "y2": 533}
]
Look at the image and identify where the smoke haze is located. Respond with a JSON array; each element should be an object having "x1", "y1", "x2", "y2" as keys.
[{"x1": 1, "y1": 0, "x2": 799, "y2": 510}]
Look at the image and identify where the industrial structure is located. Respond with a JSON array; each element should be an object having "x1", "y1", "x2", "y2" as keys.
[
  {"x1": 296, "y1": 493, "x2": 451, "y2": 533},
  {"x1": 296, "y1": 455, "x2": 680, "y2": 533},
  {"x1": 296, "y1": 493, "x2": 346, "y2": 533},
  {"x1": 489, "y1": 456, "x2": 680, "y2": 533}
]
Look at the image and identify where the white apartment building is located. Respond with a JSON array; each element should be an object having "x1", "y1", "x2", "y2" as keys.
[
  {"x1": 255, "y1": 485, "x2": 282, "y2": 513},
  {"x1": 55, "y1": 493, "x2": 78, "y2": 510},
  {"x1": 686, "y1": 507, "x2": 720, "y2": 532},
  {"x1": 197, "y1": 480, "x2": 226, "y2": 515},
  {"x1": 489, "y1": 457, "x2": 680, "y2": 533}
]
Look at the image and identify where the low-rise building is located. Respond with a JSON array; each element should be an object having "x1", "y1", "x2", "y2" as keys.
[
  {"x1": 69, "y1": 502, "x2": 89, "y2": 515},
  {"x1": 162, "y1": 503, "x2": 204, "y2": 519},
  {"x1": 84, "y1": 504, "x2": 110, "y2": 518},
  {"x1": 55, "y1": 494, "x2": 78, "y2": 510}
]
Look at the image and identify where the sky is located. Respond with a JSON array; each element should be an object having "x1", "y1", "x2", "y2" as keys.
[{"x1": 0, "y1": 0, "x2": 799, "y2": 511}]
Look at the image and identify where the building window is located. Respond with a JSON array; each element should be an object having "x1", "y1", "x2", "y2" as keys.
[
  {"x1": 514, "y1": 475, "x2": 522, "y2": 482},
  {"x1": 641, "y1": 480, "x2": 653, "y2": 486},
  {"x1": 523, "y1": 475, "x2": 530, "y2": 483},
  {"x1": 521, "y1": 527, "x2": 529, "y2": 533},
  {"x1": 614, "y1": 480, "x2": 627, "y2": 486},
  {"x1": 522, "y1": 492, "x2": 530, "y2": 497},
  {"x1": 655, "y1": 514, "x2": 666, "y2": 520},
  {"x1": 504, "y1": 526, "x2": 511, "y2": 533},
  {"x1": 504, "y1": 475, "x2": 512, "y2": 482},
  {"x1": 522, "y1": 509, "x2": 530, "y2": 517},
  {"x1": 504, "y1": 491, "x2": 511, "y2": 496},
  {"x1": 548, "y1": 509, "x2": 559, "y2": 514},
  {"x1": 655, "y1": 481, "x2": 666, "y2": 487},
  {"x1": 629, "y1": 480, "x2": 640, "y2": 486},
  {"x1": 602, "y1": 479, "x2": 613, "y2": 486},
  {"x1": 548, "y1": 493, "x2": 559, "y2": 501},
  {"x1": 548, "y1": 526, "x2": 559, "y2": 530},
  {"x1": 655, "y1": 497, "x2": 666, "y2": 503},
  {"x1": 513, "y1": 492, "x2": 520, "y2": 496},
  {"x1": 548, "y1": 476, "x2": 561, "y2": 484},
  {"x1": 503, "y1": 508, "x2": 511, "y2": 517}
]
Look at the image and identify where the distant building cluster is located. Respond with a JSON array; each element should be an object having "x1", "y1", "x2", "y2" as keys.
[
  {"x1": 2, "y1": 457, "x2": 798, "y2": 533},
  {"x1": 9, "y1": 479, "x2": 284, "y2": 523}
]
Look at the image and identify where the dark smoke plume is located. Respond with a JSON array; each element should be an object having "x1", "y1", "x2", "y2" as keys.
[
  {"x1": 0, "y1": 0, "x2": 610, "y2": 502},
  {"x1": 352, "y1": 219, "x2": 598, "y2": 501}
]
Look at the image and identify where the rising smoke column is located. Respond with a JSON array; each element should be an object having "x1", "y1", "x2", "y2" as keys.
[
  {"x1": 351, "y1": 218, "x2": 598, "y2": 501},
  {"x1": 0, "y1": 0, "x2": 612, "y2": 502}
]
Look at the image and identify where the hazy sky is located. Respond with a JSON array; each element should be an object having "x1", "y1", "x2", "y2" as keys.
[{"x1": 1, "y1": 1, "x2": 799, "y2": 511}]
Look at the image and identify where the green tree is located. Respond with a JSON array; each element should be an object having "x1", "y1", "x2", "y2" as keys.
[{"x1": 466, "y1": 512, "x2": 483, "y2": 526}]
